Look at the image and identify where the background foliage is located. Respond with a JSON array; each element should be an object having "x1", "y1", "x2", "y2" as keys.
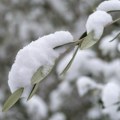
[{"x1": 0, "y1": 0, "x2": 120, "y2": 120}]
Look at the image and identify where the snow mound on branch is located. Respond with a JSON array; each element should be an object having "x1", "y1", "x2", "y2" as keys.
[
  {"x1": 86, "y1": 11, "x2": 113, "y2": 39},
  {"x1": 97, "y1": 0, "x2": 120, "y2": 12},
  {"x1": 8, "y1": 31, "x2": 73, "y2": 98}
]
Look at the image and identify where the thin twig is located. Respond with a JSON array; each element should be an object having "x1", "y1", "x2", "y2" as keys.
[
  {"x1": 108, "y1": 17, "x2": 120, "y2": 26},
  {"x1": 108, "y1": 10, "x2": 120, "y2": 13}
]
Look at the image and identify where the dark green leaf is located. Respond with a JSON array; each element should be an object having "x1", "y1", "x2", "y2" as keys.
[
  {"x1": 27, "y1": 84, "x2": 39, "y2": 100},
  {"x1": 2, "y1": 88, "x2": 24, "y2": 112}
]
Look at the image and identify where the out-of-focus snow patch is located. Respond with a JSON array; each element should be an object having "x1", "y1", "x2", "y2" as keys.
[
  {"x1": 76, "y1": 76, "x2": 102, "y2": 96},
  {"x1": 87, "y1": 107, "x2": 102, "y2": 119},
  {"x1": 57, "y1": 49, "x2": 96, "y2": 81},
  {"x1": 81, "y1": 58, "x2": 106, "y2": 77},
  {"x1": 101, "y1": 81, "x2": 120, "y2": 107},
  {"x1": 49, "y1": 0, "x2": 73, "y2": 21},
  {"x1": 97, "y1": 0, "x2": 120, "y2": 12},
  {"x1": 0, "y1": 104, "x2": 5, "y2": 119},
  {"x1": 102, "y1": 105, "x2": 120, "y2": 120},
  {"x1": 30, "y1": 0, "x2": 45, "y2": 5},
  {"x1": 22, "y1": 95, "x2": 48, "y2": 119},
  {"x1": 49, "y1": 112, "x2": 66, "y2": 120},
  {"x1": 104, "y1": 59, "x2": 120, "y2": 80},
  {"x1": 58, "y1": 81, "x2": 72, "y2": 94},
  {"x1": 50, "y1": 90, "x2": 63, "y2": 111},
  {"x1": 49, "y1": 80, "x2": 72, "y2": 111},
  {"x1": 99, "y1": 33, "x2": 118, "y2": 57}
]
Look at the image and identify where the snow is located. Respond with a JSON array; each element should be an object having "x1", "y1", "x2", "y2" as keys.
[
  {"x1": 104, "y1": 60, "x2": 120, "y2": 80},
  {"x1": 57, "y1": 49, "x2": 96, "y2": 81},
  {"x1": 99, "y1": 33, "x2": 118, "y2": 58},
  {"x1": 50, "y1": 90, "x2": 63, "y2": 111},
  {"x1": 8, "y1": 31, "x2": 73, "y2": 98},
  {"x1": 42, "y1": 31, "x2": 73, "y2": 48},
  {"x1": 86, "y1": 11, "x2": 113, "y2": 39},
  {"x1": 103, "y1": 106, "x2": 120, "y2": 120},
  {"x1": 87, "y1": 107, "x2": 102, "y2": 119},
  {"x1": 101, "y1": 81, "x2": 120, "y2": 120},
  {"x1": 82, "y1": 58, "x2": 106, "y2": 77},
  {"x1": 22, "y1": 95, "x2": 48, "y2": 119},
  {"x1": 97, "y1": 0, "x2": 120, "y2": 12},
  {"x1": 76, "y1": 76, "x2": 102, "y2": 96},
  {"x1": 58, "y1": 81, "x2": 72, "y2": 94},
  {"x1": 49, "y1": 112, "x2": 66, "y2": 120},
  {"x1": 50, "y1": 81, "x2": 72, "y2": 111},
  {"x1": 101, "y1": 81, "x2": 120, "y2": 107}
]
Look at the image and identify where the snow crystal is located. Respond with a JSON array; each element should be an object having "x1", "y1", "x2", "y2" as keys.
[
  {"x1": 76, "y1": 76, "x2": 102, "y2": 96},
  {"x1": 22, "y1": 95, "x2": 48, "y2": 119},
  {"x1": 101, "y1": 81, "x2": 120, "y2": 107},
  {"x1": 97, "y1": 0, "x2": 120, "y2": 12},
  {"x1": 8, "y1": 31, "x2": 73, "y2": 98},
  {"x1": 86, "y1": 11, "x2": 113, "y2": 39},
  {"x1": 49, "y1": 112, "x2": 66, "y2": 120}
]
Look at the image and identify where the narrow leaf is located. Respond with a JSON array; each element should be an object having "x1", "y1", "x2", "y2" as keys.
[
  {"x1": 31, "y1": 65, "x2": 53, "y2": 85},
  {"x1": 109, "y1": 31, "x2": 120, "y2": 42},
  {"x1": 80, "y1": 32, "x2": 97, "y2": 50},
  {"x1": 27, "y1": 84, "x2": 39, "y2": 100},
  {"x1": 2, "y1": 88, "x2": 24, "y2": 112},
  {"x1": 60, "y1": 44, "x2": 80, "y2": 75}
]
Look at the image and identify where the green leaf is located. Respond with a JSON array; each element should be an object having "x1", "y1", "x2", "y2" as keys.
[
  {"x1": 109, "y1": 31, "x2": 120, "y2": 42},
  {"x1": 2, "y1": 88, "x2": 24, "y2": 112},
  {"x1": 27, "y1": 84, "x2": 39, "y2": 100},
  {"x1": 60, "y1": 44, "x2": 80, "y2": 75},
  {"x1": 80, "y1": 32, "x2": 97, "y2": 50},
  {"x1": 31, "y1": 65, "x2": 53, "y2": 85}
]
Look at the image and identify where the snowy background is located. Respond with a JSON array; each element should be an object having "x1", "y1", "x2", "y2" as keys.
[{"x1": 0, "y1": 0, "x2": 120, "y2": 120}]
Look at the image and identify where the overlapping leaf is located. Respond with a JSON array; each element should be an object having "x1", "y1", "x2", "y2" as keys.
[
  {"x1": 80, "y1": 31, "x2": 97, "y2": 49},
  {"x1": 31, "y1": 65, "x2": 53, "y2": 85},
  {"x1": 27, "y1": 84, "x2": 39, "y2": 100}
]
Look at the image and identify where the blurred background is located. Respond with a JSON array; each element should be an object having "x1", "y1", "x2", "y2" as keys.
[{"x1": 0, "y1": 0, "x2": 120, "y2": 120}]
